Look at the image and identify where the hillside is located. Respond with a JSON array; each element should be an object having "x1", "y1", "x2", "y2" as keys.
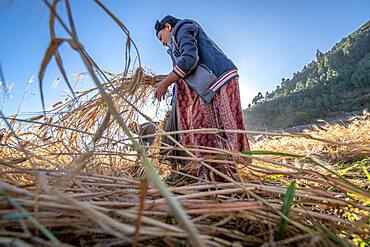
[{"x1": 244, "y1": 20, "x2": 370, "y2": 130}]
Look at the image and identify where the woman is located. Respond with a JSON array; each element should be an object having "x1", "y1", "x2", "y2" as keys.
[{"x1": 154, "y1": 15, "x2": 250, "y2": 181}]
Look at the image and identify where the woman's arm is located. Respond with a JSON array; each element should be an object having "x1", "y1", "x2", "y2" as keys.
[
  {"x1": 155, "y1": 23, "x2": 199, "y2": 101},
  {"x1": 173, "y1": 23, "x2": 199, "y2": 78}
]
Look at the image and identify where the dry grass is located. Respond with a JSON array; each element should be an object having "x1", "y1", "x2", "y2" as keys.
[
  {"x1": 0, "y1": 72, "x2": 369, "y2": 246},
  {"x1": 0, "y1": 1, "x2": 369, "y2": 246},
  {"x1": 252, "y1": 111, "x2": 370, "y2": 164}
]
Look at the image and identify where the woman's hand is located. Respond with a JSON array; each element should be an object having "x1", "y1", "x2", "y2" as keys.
[
  {"x1": 154, "y1": 71, "x2": 180, "y2": 101},
  {"x1": 154, "y1": 79, "x2": 169, "y2": 101}
]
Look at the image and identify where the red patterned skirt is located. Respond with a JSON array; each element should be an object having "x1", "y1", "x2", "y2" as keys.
[{"x1": 175, "y1": 77, "x2": 250, "y2": 181}]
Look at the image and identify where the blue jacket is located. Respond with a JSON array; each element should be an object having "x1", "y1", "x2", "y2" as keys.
[{"x1": 167, "y1": 19, "x2": 238, "y2": 103}]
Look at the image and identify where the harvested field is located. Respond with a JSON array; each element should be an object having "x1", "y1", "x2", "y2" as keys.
[{"x1": 0, "y1": 1, "x2": 369, "y2": 246}]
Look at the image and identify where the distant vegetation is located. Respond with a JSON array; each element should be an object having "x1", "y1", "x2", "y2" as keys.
[{"x1": 244, "y1": 20, "x2": 370, "y2": 130}]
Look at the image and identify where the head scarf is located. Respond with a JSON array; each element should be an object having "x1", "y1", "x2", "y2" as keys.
[{"x1": 155, "y1": 15, "x2": 180, "y2": 36}]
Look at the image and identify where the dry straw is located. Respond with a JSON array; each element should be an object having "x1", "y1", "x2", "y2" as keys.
[{"x1": 0, "y1": 1, "x2": 369, "y2": 246}]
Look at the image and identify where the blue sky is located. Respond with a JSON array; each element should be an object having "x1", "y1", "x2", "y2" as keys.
[{"x1": 0, "y1": 0, "x2": 369, "y2": 117}]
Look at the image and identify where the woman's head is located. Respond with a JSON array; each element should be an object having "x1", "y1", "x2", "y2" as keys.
[{"x1": 155, "y1": 15, "x2": 180, "y2": 46}]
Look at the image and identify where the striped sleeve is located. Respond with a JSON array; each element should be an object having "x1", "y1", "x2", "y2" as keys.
[
  {"x1": 173, "y1": 65, "x2": 187, "y2": 78},
  {"x1": 173, "y1": 23, "x2": 199, "y2": 78}
]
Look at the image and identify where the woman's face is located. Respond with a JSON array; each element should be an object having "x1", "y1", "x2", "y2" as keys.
[{"x1": 157, "y1": 23, "x2": 172, "y2": 47}]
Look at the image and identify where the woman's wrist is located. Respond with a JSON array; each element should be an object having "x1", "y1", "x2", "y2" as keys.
[{"x1": 164, "y1": 71, "x2": 180, "y2": 87}]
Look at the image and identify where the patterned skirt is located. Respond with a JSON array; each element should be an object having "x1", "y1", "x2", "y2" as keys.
[{"x1": 175, "y1": 77, "x2": 250, "y2": 181}]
